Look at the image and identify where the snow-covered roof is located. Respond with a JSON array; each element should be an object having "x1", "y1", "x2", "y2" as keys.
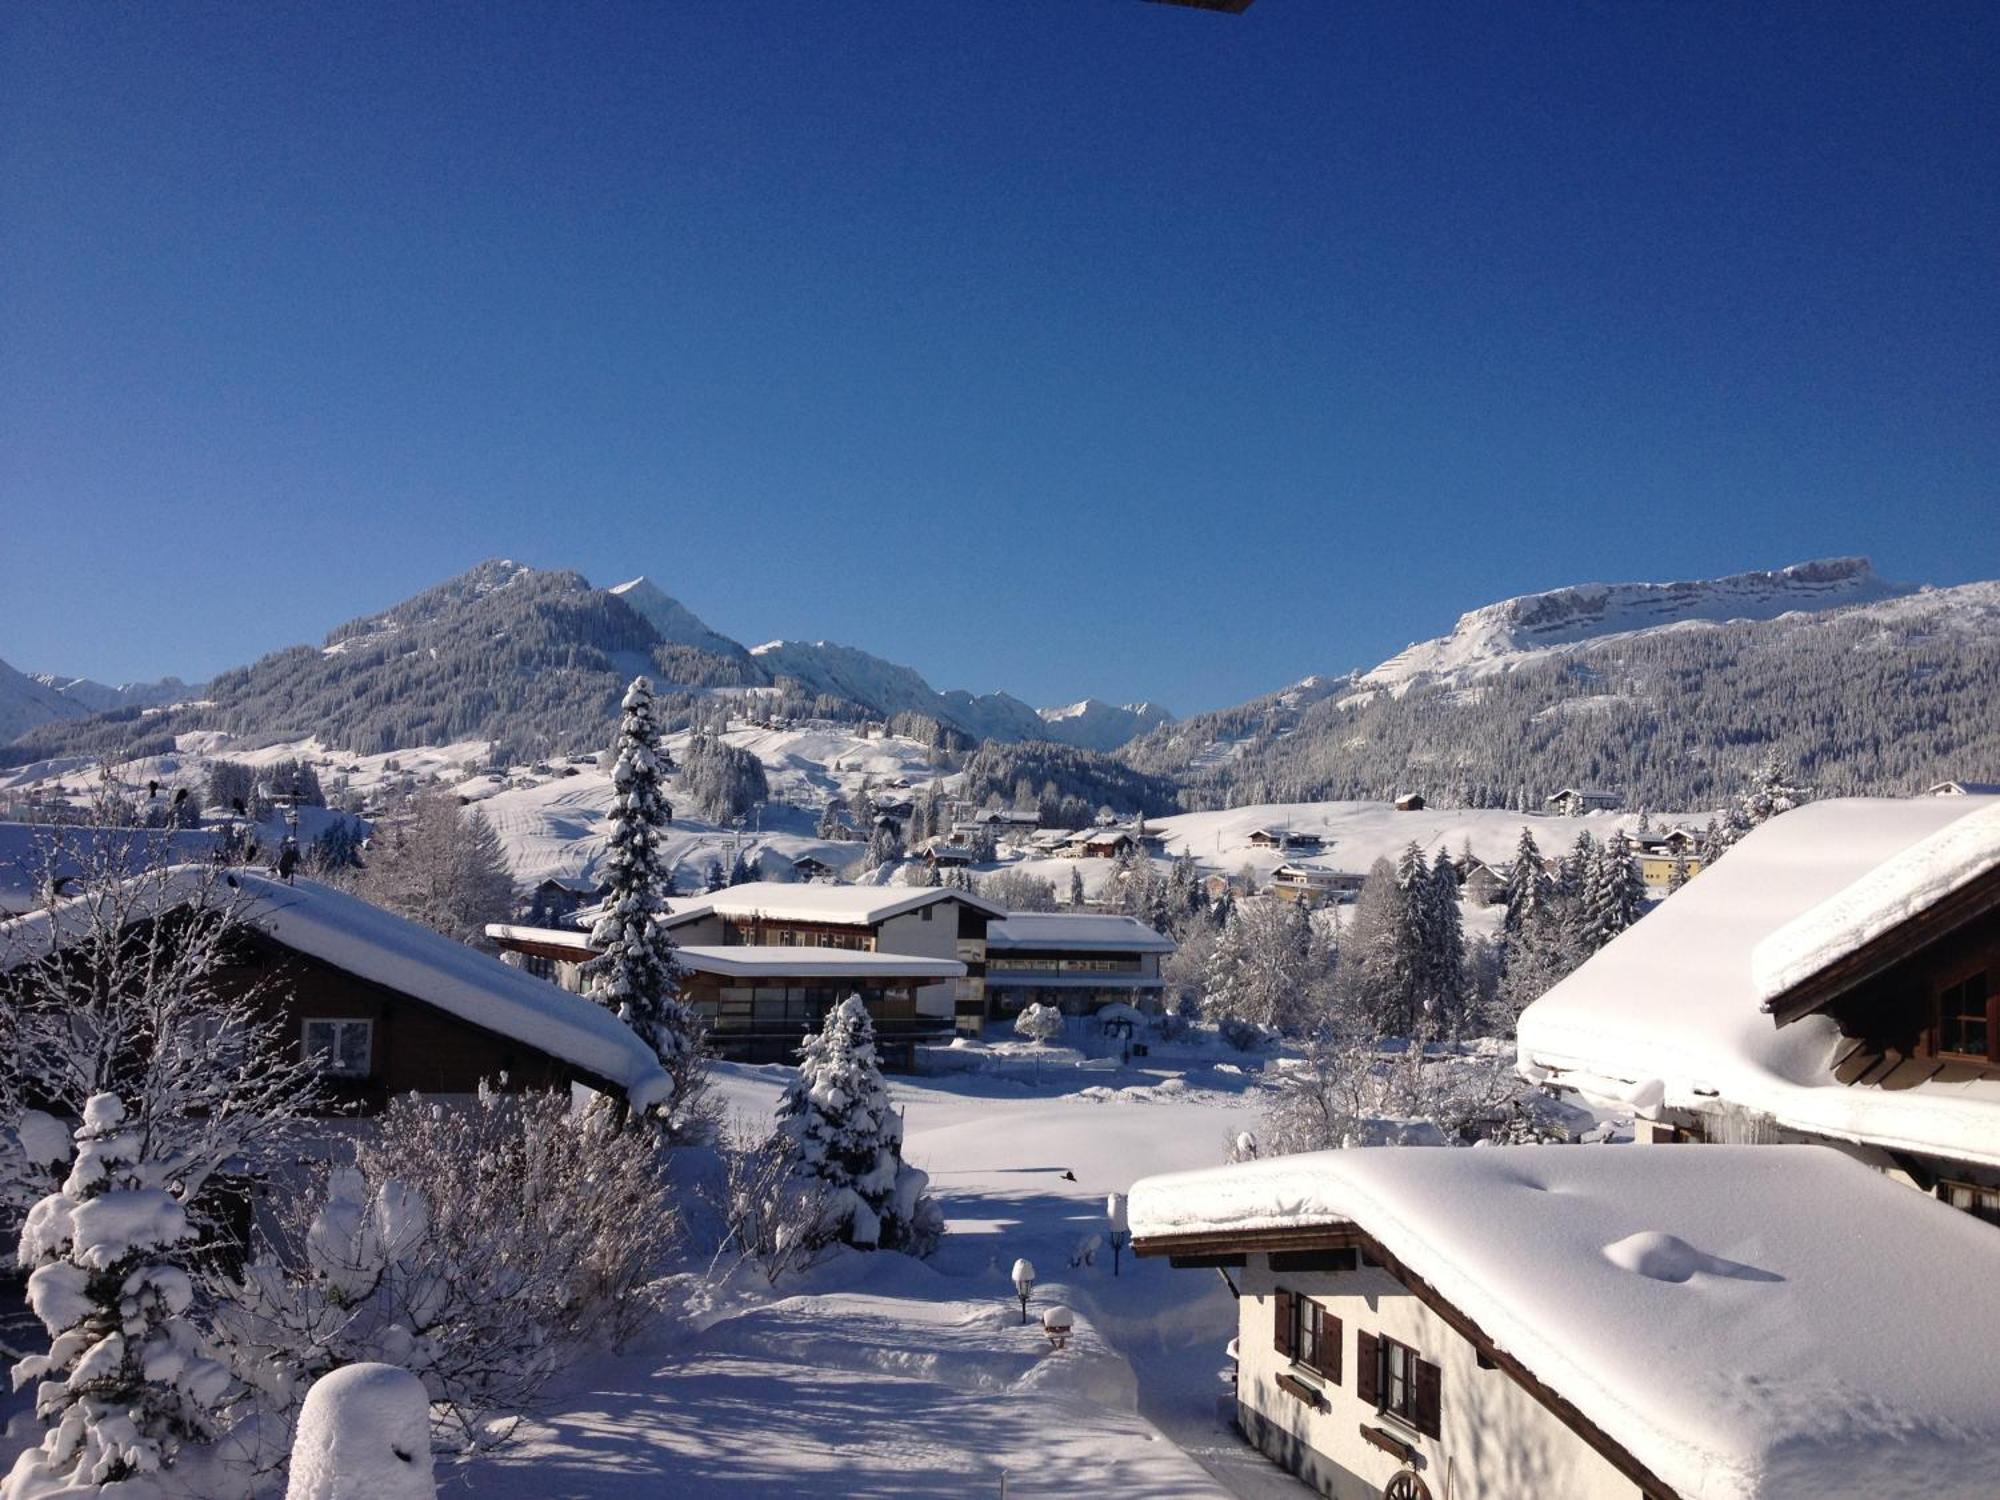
[
  {"x1": 1517, "y1": 797, "x2": 2000, "y2": 1167},
  {"x1": 1752, "y1": 799, "x2": 2000, "y2": 1011},
  {"x1": 1930, "y1": 780, "x2": 2000, "y2": 797},
  {"x1": 674, "y1": 946, "x2": 964, "y2": 980},
  {"x1": 2, "y1": 871, "x2": 670, "y2": 1109},
  {"x1": 662, "y1": 880, "x2": 1006, "y2": 926},
  {"x1": 987, "y1": 913, "x2": 1175, "y2": 953},
  {"x1": 1130, "y1": 1143, "x2": 2000, "y2": 1500}
]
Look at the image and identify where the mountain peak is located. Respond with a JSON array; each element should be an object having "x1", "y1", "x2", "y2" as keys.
[
  {"x1": 1361, "y1": 557, "x2": 1914, "y2": 692},
  {"x1": 607, "y1": 578, "x2": 744, "y2": 658}
]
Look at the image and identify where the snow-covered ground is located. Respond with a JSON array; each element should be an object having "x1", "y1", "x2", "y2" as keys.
[{"x1": 473, "y1": 1057, "x2": 1308, "y2": 1499}]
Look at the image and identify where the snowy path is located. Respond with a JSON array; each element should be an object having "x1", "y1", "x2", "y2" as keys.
[{"x1": 478, "y1": 1061, "x2": 1313, "y2": 1498}]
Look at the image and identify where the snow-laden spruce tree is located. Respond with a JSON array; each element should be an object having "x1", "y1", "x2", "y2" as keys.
[
  {"x1": 5, "y1": 1094, "x2": 235, "y2": 1499},
  {"x1": 1420, "y1": 855, "x2": 1467, "y2": 1036},
  {"x1": 1499, "y1": 827, "x2": 1547, "y2": 940},
  {"x1": 584, "y1": 677, "x2": 707, "y2": 1134},
  {"x1": 774, "y1": 997, "x2": 940, "y2": 1255},
  {"x1": 1579, "y1": 829, "x2": 1647, "y2": 951}
]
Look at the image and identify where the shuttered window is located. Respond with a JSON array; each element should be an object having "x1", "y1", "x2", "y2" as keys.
[
  {"x1": 1363, "y1": 1333, "x2": 1443, "y2": 1440},
  {"x1": 1274, "y1": 1290, "x2": 1340, "y2": 1383},
  {"x1": 1355, "y1": 1331, "x2": 1380, "y2": 1405},
  {"x1": 1313, "y1": 1308, "x2": 1342, "y2": 1384}
]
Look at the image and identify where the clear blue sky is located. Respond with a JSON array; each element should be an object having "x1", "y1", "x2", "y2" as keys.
[{"x1": 4, "y1": 1, "x2": 1996, "y2": 715}]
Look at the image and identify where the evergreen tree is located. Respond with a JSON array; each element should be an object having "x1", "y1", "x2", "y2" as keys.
[
  {"x1": 1068, "y1": 865, "x2": 1086, "y2": 911},
  {"x1": 1500, "y1": 827, "x2": 1547, "y2": 939},
  {"x1": 1423, "y1": 855, "x2": 1467, "y2": 1036},
  {"x1": 7, "y1": 1094, "x2": 234, "y2": 1494},
  {"x1": 584, "y1": 678, "x2": 705, "y2": 1132},
  {"x1": 1579, "y1": 829, "x2": 1645, "y2": 953},
  {"x1": 775, "y1": 997, "x2": 940, "y2": 1253}
]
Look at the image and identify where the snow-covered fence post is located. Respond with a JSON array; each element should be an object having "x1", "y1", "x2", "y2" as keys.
[
  {"x1": 285, "y1": 1363, "x2": 436, "y2": 1500},
  {"x1": 1106, "y1": 1192, "x2": 1131, "y2": 1277}
]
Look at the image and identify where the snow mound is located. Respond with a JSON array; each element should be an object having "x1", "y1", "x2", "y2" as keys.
[
  {"x1": 1601, "y1": 1230, "x2": 1781, "y2": 1285},
  {"x1": 286, "y1": 1362, "x2": 435, "y2": 1500}
]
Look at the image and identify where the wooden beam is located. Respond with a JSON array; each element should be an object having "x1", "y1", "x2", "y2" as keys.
[{"x1": 1135, "y1": 1224, "x2": 1361, "y2": 1258}]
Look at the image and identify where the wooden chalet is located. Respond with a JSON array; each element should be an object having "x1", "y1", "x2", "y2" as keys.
[
  {"x1": 1, "y1": 870, "x2": 670, "y2": 1115},
  {"x1": 1520, "y1": 796, "x2": 2000, "y2": 1223},
  {"x1": 1130, "y1": 1144, "x2": 2000, "y2": 1500}
]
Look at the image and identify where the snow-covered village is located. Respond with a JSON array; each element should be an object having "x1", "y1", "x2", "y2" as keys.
[{"x1": 5, "y1": 4, "x2": 1998, "y2": 1499}]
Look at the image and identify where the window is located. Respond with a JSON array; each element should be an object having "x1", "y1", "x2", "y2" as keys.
[
  {"x1": 1935, "y1": 969, "x2": 1994, "y2": 1061},
  {"x1": 1289, "y1": 1292, "x2": 1321, "y2": 1370},
  {"x1": 1379, "y1": 1336, "x2": 1419, "y2": 1423},
  {"x1": 1271, "y1": 1289, "x2": 1341, "y2": 1384},
  {"x1": 1941, "y1": 1179, "x2": 2000, "y2": 1228},
  {"x1": 1357, "y1": 1331, "x2": 1442, "y2": 1440},
  {"x1": 302, "y1": 1018, "x2": 372, "y2": 1077}
]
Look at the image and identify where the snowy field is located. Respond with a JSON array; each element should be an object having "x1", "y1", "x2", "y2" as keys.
[{"x1": 473, "y1": 1058, "x2": 1311, "y2": 1499}]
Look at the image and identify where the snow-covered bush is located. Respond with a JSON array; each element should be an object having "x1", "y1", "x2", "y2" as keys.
[
  {"x1": 284, "y1": 1364, "x2": 434, "y2": 1500},
  {"x1": 704, "y1": 1117, "x2": 835, "y2": 1285},
  {"x1": 1013, "y1": 1003, "x2": 1065, "y2": 1046},
  {"x1": 220, "y1": 1088, "x2": 677, "y2": 1457},
  {"x1": 775, "y1": 998, "x2": 942, "y2": 1256},
  {"x1": 4, "y1": 1094, "x2": 236, "y2": 1499},
  {"x1": 1261, "y1": 1032, "x2": 1562, "y2": 1155},
  {"x1": 584, "y1": 676, "x2": 711, "y2": 1138}
]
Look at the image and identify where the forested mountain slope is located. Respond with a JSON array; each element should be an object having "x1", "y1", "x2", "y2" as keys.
[{"x1": 1124, "y1": 580, "x2": 2000, "y2": 811}]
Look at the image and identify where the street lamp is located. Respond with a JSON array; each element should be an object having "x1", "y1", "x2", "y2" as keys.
[
  {"x1": 1011, "y1": 1258, "x2": 1036, "y2": 1324},
  {"x1": 1106, "y1": 1193, "x2": 1132, "y2": 1277}
]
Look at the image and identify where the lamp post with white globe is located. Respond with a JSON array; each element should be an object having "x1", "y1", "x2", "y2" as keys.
[{"x1": 1011, "y1": 1257, "x2": 1036, "y2": 1325}]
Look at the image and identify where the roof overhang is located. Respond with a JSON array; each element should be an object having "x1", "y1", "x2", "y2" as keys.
[{"x1": 1763, "y1": 862, "x2": 2000, "y2": 1026}]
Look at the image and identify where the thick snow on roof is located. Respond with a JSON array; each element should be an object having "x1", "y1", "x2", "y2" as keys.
[
  {"x1": 3, "y1": 871, "x2": 670, "y2": 1109},
  {"x1": 1130, "y1": 1143, "x2": 2000, "y2": 1500},
  {"x1": 986, "y1": 913, "x2": 1175, "y2": 953},
  {"x1": 664, "y1": 880, "x2": 1005, "y2": 926},
  {"x1": 1518, "y1": 798, "x2": 2000, "y2": 1166},
  {"x1": 674, "y1": 946, "x2": 963, "y2": 980},
  {"x1": 1753, "y1": 799, "x2": 2000, "y2": 1007}
]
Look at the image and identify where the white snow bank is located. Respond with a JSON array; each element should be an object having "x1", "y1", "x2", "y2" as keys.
[
  {"x1": 1130, "y1": 1143, "x2": 2000, "y2": 1500},
  {"x1": 1752, "y1": 799, "x2": 2000, "y2": 1007},
  {"x1": 286, "y1": 1363, "x2": 435, "y2": 1500},
  {"x1": 0, "y1": 870, "x2": 671, "y2": 1109},
  {"x1": 1517, "y1": 797, "x2": 2000, "y2": 1166}
]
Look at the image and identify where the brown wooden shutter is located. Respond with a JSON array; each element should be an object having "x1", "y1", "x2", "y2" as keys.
[
  {"x1": 1355, "y1": 1330, "x2": 1380, "y2": 1405},
  {"x1": 1414, "y1": 1357, "x2": 1443, "y2": 1439},
  {"x1": 1273, "y1": 1289, "x2": 1295, "y2": 1358},
  {"x1": 1314, "y1": 1309, "x2": 1342, "y2": 1384}
]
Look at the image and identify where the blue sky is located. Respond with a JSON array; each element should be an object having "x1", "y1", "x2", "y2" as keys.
[{"x1": 4, "y1": 1, "x2": 1995, "y2": 715}]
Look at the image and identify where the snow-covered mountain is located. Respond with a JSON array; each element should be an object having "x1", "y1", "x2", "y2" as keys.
[
  {"x1": 3, "y1": 560, "x2": 1167, "y2": 762},
  {"x1": 0, "y1": 657, "x2": 196, "y2": 741},
  {"x1": 0, "y1": 659, "x2": 84, "y2": 742},
  {"x1": 30, "y1": 673, "x2": 197, "y2": 715},
  {"x1": 1036, "y1": 698, "x2": 1175, "y2": 752},
  {"x1": 607, "y1": 577, "x2": 748, "y2": 661},
  {"x1": 1123, "y1": 563, "x2": 2000, "y2": 810},
  {"x1": 1361, "y1": 557, "x2": 1912, "y2": 694}
]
